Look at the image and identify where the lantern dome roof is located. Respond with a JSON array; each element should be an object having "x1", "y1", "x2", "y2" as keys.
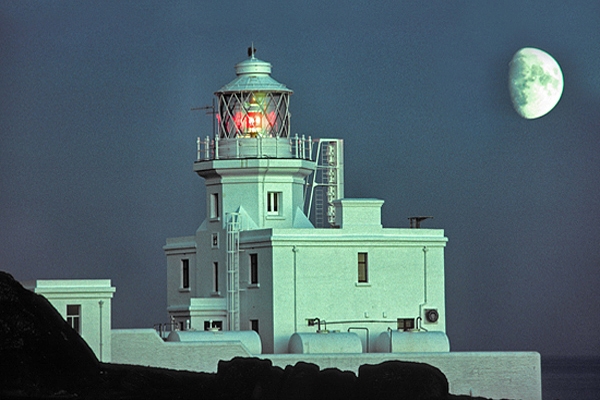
[{"x1": 216, "y1": 55, "x2": 292, "y2": 94}]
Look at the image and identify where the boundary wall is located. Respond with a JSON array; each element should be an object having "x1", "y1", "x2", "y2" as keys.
[{"x1": 111, "y1": 329, "x2": 541, "y2": 400}]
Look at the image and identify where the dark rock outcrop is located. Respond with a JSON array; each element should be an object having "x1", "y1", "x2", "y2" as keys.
[
  {"x1": 0, "y1": 271, "x2": 100, "y2": 397},
  {"x1": 0, "y1": 271, "x2": 493, "y2": 399}
]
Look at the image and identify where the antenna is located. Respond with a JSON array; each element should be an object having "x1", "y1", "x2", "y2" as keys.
[
  {"x1": 248, "y1": 43, "x2": 256, "y2": 58},
  {"x1": 191, "y1": 98, "x2": 217, "y2": 138}
]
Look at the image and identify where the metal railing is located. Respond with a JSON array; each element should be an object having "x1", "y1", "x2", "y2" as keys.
[{"x1": 196, "y1": 134, "x2": 314, "y2": 161}]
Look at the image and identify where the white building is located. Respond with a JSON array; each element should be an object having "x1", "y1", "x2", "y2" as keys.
[
  {"x1": 24, "y1": 279, "x2": 115, "y2": 362},
  {"x1": 23, "y1": 49, "x2": 542, "y2": 400},
  {"x1": 164, "y1": 49, "x2": 449, "y2": 354}
]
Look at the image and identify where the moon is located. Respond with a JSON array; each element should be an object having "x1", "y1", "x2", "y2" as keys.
[{"x1": 508, "y1": 47, "x2": 564, "y2": 119}]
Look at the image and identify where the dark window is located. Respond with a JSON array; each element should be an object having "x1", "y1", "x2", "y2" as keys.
[
  {"x1": 213, "y1": 262, "x2": 219, "y2": 292},
  {"x1": 250, "y1": 253, "x2": 258, "y2": 284},
  {"x1": 250, "y1": 319, "x2": 259, "y2": 333},
  {"x1": 204, "y1": 320, "x2": 223, "y2": 331},
  {"x1": 267, "y1": 192, "x2": 280, "y2": 215},
  {"x1": 210, "y1": 193, "x2": 219, "y2": 219},
  {"x1": 358, "y1": 252, "x2": 368, "y2": 283},
  {"x1": 67, "y1": 304, "x2": 81, "y2": 334},
  {"x1": 182, "y1": 259, "x2": 190, "y2": 289}
]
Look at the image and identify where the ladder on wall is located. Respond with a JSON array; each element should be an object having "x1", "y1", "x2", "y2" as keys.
[
  {"x1": 226, "y1": 212, "x2": 241, "y2": 330},
  {"x1": 306, "y1": 139, "x2": 344, "y2": 228}
]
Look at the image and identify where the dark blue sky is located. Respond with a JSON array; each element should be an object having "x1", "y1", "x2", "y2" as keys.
[{"x1": 1, "y1": 1, "x2": 599, "y2": 357}]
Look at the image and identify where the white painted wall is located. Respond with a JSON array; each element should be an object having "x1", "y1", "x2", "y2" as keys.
[
  {"x1": 24, "y1": 279, "x2": 115, "y2": 362},
  {"x1": 111, "y1": 331, "x2": 541, "y2": 400}
]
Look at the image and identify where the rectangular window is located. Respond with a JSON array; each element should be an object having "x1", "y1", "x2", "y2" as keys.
[
  {"x1": 204, "y1": 320, "x2": 223, "y2": 331},
  {"x1": 213, "y1": 262, "x2": 219, "y2": 293},
  {"x1": 211, "y1": 233, "x2": 219, "y2": 248},
  {"x1": 250, "y1": 253, "x2": 258, "y2": 284},
  {"x1": 210, "y1": 193, "x2": 219, "y2": 219},
  {"x1": 358, "y1": 252, "x2": 368, "y2": 283},
  {"x1": 266, "y1": 192, "x2": 281, "y2": 215},
  {"x1": 66, "y1": 304, "x2": 81, "y2": 334},
  {"x1": 250, "y1": 319, "x2": 259, "y2": 333},
  {"x1": 181, "y1": 259, "x2": 190, "y2": 289}
]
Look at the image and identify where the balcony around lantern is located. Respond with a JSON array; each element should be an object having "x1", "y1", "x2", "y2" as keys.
[{"x1": 196, "y1": 134, "x2": 314, "y2": 161}]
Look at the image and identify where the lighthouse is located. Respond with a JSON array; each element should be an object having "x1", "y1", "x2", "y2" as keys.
[{"x1": 165, "y1": 49, "x2": 449, "y2": 354}]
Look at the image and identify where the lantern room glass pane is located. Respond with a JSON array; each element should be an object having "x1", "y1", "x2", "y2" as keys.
[{"x1": 217, "y1": 91, "x2": 290, "y2": 139}]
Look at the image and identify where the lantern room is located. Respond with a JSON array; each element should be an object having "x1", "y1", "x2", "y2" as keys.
[{"x1": 216, "y1": 48, "x2": 292, "y2": 139}]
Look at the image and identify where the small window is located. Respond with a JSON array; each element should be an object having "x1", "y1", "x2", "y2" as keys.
[
  {"x1": 250, "y1": 319, "x2": 259, "y2": 333},
  {"x1": 213, "y1": 262, "x2": 219, "y2": 292},
  {"x1": 204, "y1": 320, "x2": 223, "y2": 331},
  {"x1": 250, "y1": 253, "x2": 258, "y2": 284},
  {"x1": 210, "y1": 193, "x2": 219, "y2": 219},
  {"x1": 181, "y1": 259, "x2": 190, "y2": 289},
  {"x1": 266, "y1": 192, "x2": 281, "y2": 215},
  {"x1": 67, "y1": 305, "x2": 81, "y2": 334},
  {"x1": 358, "y1": 252, "x2": 368, "y2": 283},
  {"x1": 211, "y1": 233, "x2": 219, "y2": 248}
]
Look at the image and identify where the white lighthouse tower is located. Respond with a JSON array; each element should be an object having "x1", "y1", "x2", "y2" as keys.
[{"x1": 165, "y1": 49, "x2": 449, "y2": 354}]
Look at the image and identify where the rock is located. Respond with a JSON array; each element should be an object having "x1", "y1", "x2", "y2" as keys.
[
  {"x1": 357, "y1": 360, "x2": 449, "y2": 400},
  {"x1": 0, "y1": 271, "x2": 100, "y2": 397}
]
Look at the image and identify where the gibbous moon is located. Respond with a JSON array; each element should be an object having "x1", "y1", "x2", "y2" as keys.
[{"x1": 508, "y1": 47, "x2": 564, "y2": 119}]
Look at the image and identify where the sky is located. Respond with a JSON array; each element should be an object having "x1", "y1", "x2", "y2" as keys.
[{"x1": 1, "y1": 1, "x2": 599, "y2": 357}]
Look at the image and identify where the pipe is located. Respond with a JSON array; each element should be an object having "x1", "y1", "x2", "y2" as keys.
[
  {"x1": 292, "y1": 245, "x2": 298, "y2": 332},
  {"x1": 98, "y1": 300, "x2": 104, "y2": 362},
  {"x1": 418, "y1": 246, "x2": 428, "y2": 331},
  {"x1": 348, "y1": 327, "x2": 370, "y2": 353}
]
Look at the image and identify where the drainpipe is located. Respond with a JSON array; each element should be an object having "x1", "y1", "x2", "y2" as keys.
[
  {"x1": 98, "y1": 300, "x2": 104, "y2": 362},
  {"x1": 292, "y1": 246, "x2": 299, "y2": 332},
  {"x1": 418, "y1": 246, "x2": 428, "y2": 331}
]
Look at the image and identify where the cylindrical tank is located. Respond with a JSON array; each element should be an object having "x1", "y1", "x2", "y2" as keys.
[
  {"x1": 167, "y1": 330, "x2": 262, "y2": 354},
  {"x1": 373, "y1": 330, "x2": 450, "y2": 353},
  {"x1": 288, "y1": 332, "x2": 363, "y2": 354}
]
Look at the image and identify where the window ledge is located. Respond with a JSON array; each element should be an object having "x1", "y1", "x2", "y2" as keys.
[
  {"x1": 179, "y1": 288, "x2": 191, "y2": 293},
  {"x1": 247, "y1": 283, "x2": 260, "y2": 289},
  {"x1": 355, "y1": 282, "x2": 371, "y2": 287},
  {"x1": 210, "y1": 291, "x2": 221, "y2": 297}
]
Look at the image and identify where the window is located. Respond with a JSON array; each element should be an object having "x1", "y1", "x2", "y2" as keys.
[
  {"x1": 210, "y1": 193, "x2": 219, "y2": 219},
  {"x1": 213, "y1": 262, "x2": 219, "y2": 293},
  {"x1": 358, "y1": 252, "x2": 368, "y2": 283},
  {"x1": 204, "y1": 320, "x2": 223, "y2": 331},
  {"x1": 266, "y1": 192, "x2": 281, "y2": 215},
  {"x1": 250, "y1": 253, "x2": 258, "y2": 284},
  {"x1": 211, "y1": 233, "x2": 219, "y2": 248},
  {"x1": 181, "y1": 259, "x2": 190, "y2": 289},
  {"x1": 67, "y1": 305, "x2": 81, "y2": 334},
  {"x1": 250, "y1": 319, "x2": 259, "y2": 333}
]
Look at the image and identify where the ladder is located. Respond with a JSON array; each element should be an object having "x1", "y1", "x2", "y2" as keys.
[{"x1": 226, "y1": 212, "x2": 241, "y2": 330}]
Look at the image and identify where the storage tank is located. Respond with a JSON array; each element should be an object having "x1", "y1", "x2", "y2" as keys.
[
  {"x1": 373, "y1": 330, "x2": 450, "y2": 353},
  {"x1": 288, "y1": 332, "x2": 363, "y2": 354},
  {"x1": 167, "y1": 330, "x2": 262, "y2": 354}
]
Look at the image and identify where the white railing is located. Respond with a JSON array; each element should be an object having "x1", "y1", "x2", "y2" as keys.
[{"x1": 196, "y1": 134, "x2": 314, "y2": 161}]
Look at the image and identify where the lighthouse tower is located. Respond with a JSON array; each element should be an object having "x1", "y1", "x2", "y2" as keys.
[
  {"x1": 194, "y1": 48, "x2": 316, "y2": 231},
  {"x1": 165, "y1": 49, "x2": 448, "y2": 354}
]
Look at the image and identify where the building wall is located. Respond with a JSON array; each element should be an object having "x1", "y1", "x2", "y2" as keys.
[
  {"x1": 24, "y1": 280, "x2": 115, "y2": 362},
  {"x1": 165, "y1": 236, "x2": 197, "y2": 328},
  {"x1": 236, "y1": 227, "x2": 447, "y2": 354},
  {"x1": 194, "y1": 158, "x2": 314, "y2": 230},
  {"x1": 110, "y1": 331, "x2": 541, "y2": 400},
  {"x1": 111, "y1": 329, "x2": 253, "y2": 372}
]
